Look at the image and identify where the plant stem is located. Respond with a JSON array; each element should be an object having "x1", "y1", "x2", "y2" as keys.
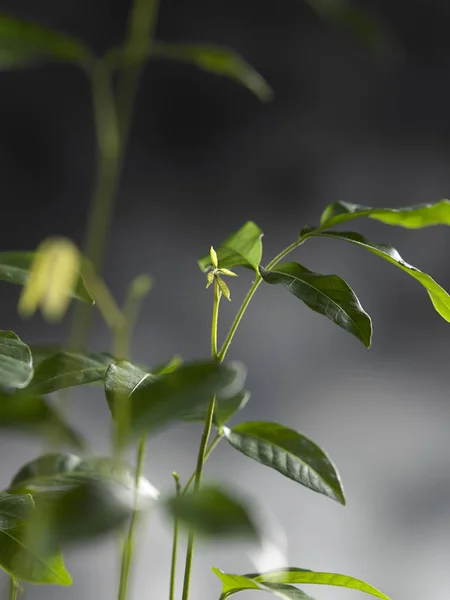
[
  {"x1": 218, "y1": 236, "x2": 310, "y2": 361},
  {"x1": 181, "y1": 433, "x2": 223, "y2": 495},
  {"x1": 181, "y1": 280, "x2": 221, "y2": 600},
  {"x1": 169, "y1": 472, "x2": 181, "y2": 600},
  {"x1": 117, "y1": 436, "x2": 147, "y2": 600},
  {"x1": 9, "y1": 578, "x2": 18, "y2": 600}
]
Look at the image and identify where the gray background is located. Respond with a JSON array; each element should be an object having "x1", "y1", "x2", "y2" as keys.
[{"x1": 2, "y1": 1, "x2": 450, "y2": 599}]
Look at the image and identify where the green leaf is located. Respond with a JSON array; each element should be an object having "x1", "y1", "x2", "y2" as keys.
[
  {"x1": 166, "y1": 485, "x2": 258, "y2": 540},
  {"x1": 319, "y1": 199, "x2": 450, "y2": 230},
  {"x1": 10, "y1": 455, "x2": 158, "y2": 555},
  {"x1": 153, "y1": 355, "x2": 183, "y2": 375},
  {"x1": 106, "y1": 359, "x2": 247, "y2": 442},
  {"x1": 213, "y1": 570, "x2": 312, "y2": 600},
  {"x1": 213, "y1": 569, "x2": 314, "y2": 600},
  {"x1": 0, "y1": 392, "x2": 85, "y2": 450},
  {"x1": 105, "y1": 360, "x2": 155, "y2": 420},
  {"x1": 224, "y1": 422, "x2": 345, "y2": 504},
  {"x1": 180, "y1": 390, "x2": 251, "y2": 426},
  {"x1": 0, "y1": 252, "x2": 92, "y2": 302},
  {"x1": 313, "y1": 230, "x2": 450, "y2": 322},
  {"x1": 198, "y1": 222, "x2": 264, "y2": 274},
  {"x1": 26, "y1": 351, "x2": 113, "y2": 395},
  {"x1": 260, "y1": 262, "x2": 372, "y2": 348},
  {"x1": 151, "y1": 43, "x2": 273, "y2": 102},
  {"x1": 0, "y1": 12, "x2": 93, "y2": 69},
  {"x1": 0, "y1": 492, "x2": 71, "y2": 585},
  {"x1": 0, "y1": 331, "x2": 34, "y2": 389},
  {"x1": 253, "y1": 568, "x2": 390, "y2": 600}
]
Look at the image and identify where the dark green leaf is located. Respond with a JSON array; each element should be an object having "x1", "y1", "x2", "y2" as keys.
[
  {"x1": 106, "y1": 359, "x2": 247, "y2": 442},
  {"x1": 10, "y1": 453, "x2": 82, "y2": 488},
  {"x1": 253, "y1": 568, "x2": 390, "y2": 599},
  {"x1": 198, "y1": 222, "x2": 263, "y2": 274},
  {"x1": 166, "y1": 486, "x2": 258, "y2": 540},
  {"x1": 0, "y1": 252, "x2": 92, "y2": 302},
  {"x1": 0, "y1": 492, "x2": 34, "y2": 528},
  {"x1": 11, "y1": 455, "x2": 158, "y2": 554},
  {"x1": 180, "y1": 390, "x2": 251, "y2": 426},
  {"x1": 151, "y1": 43, "x2": 273, "y2": 102},
  {"x1": 0, "y1": 331, "x2": 33, "y2": 389},
  {"x1": 0, "y1": 12, "x2": 93, "y2": 69},
  {"x1": 105, "y1": 360, "x2": 155, "y2": 420},
  {"x1": 213, "y1": 569, "x2": 315, "y2": 600},
  {"x1": 225, "y1": 422, "x2": 345, "y2": 504},
  {"x1": 0, "y1": 392, "x2": 85, "y2": 450},
  {"x1": 260, "y1": 262, "x2": 372, "y2": 348},
  {"x1": 0, "y1": 492, "x2": 71, "y2": 585},
  {"x1": 313, "y1": 231, "x2": 450, "y2": 322},
  {"x1": 26, "y1": 351, "x2": 113, "y2": 395},
  {"x1": 319, "y1": 200, "x2": 450, "y2": 230}
]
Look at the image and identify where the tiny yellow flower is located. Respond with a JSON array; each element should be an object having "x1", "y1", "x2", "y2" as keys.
[
  {"x1": 19, "y1": 237, "x2": 82, "y2": 322},
  {"x1": 205, "y1": 246, "x2": 238, "y2": 301}
]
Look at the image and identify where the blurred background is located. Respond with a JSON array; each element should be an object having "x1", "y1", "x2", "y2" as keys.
[{"x1": 1, "y1": 0, "x2": 450, "y2": 598}]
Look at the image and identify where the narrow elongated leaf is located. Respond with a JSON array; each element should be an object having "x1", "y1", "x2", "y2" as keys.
[
  {"x1": 0, "y1": 392, "x2": 84, "y2": 450},
  {"x1": 151, "y1": 43, "x2": 273, "y2": 102},
  {"x1": 180, "y1": 390, "x2": 251, "y2": 426},
  {"x1": 107, "y1": 359, "x2": 247, "y2": 442},
  {"x1": 0, "y1": 12, "x2": 93, "y2": 69},
  {"x1": 0, "y1": 492, "x2": 70, "y2": 585},
  {"x1": 260, "y1": 263, "x2": 372, "y2": 348},
  {"x1": 198, "y1": 222, "x2": 264, "y2": 273},
  {"x1": 166, "y1": 486, "x2": 258, "y2": 540},
  {"x1": 0, "y1": 252, "x2": 92, "y2": 302},
  {"x1": 10, "y1": 455, "x2": 158, "y2": 554},
  {"x1": 213, "y1": 569, "x2": 314, "y2": 600},
  {"x1": 319, "y1": 199, "x2": 450, "y2": 230},
  {"x1": 26, "y1": 351, "x2": 113, "y2": 395},
  {"x1": 254, "y1": 569, "x2": 390, "y2": 600},
  {"x1": 225, "y1": 422, "x2": 345, "y2": 504},
  {"x1": 313, "y1": 231, "x2": 450, "y2": 322},
  {"x1": 0, "y1": 331, "x2": 33, "y2": 389}
]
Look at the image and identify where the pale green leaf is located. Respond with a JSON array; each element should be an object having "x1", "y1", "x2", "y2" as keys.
[
  {"x1": 198, "y1": 222, "x2": 263, "y2": 273},
  {"x1": 0, "y1": 331, "x2": 33, "y2": 390}
]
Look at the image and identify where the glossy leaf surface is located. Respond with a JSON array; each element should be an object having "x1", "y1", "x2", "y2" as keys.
[
  {"x1": 167, "y1": 486, "x2": 258, "y2": 540},
  {"x1": 213, "y1": 569, "x2": 314, "y2": 600},
  {"x1": 198, "y1": 222, "x2": 263, "y2": 273},
  {"x1": 106, "y1": 359, "x2": 247, "y2": 441},
  {"x1": 314, "y1": 231, "x2": 450, "y2": 322},
  {"x1": 260, "y1": 262, "x2": 372, "y2": 347},
  {"x1": 152, "y1": 43, "x2": 273, "y2": 102},
  {"x1": 0, "y1": 331, "x2": 33, "y2": 389},
  {"x1": 225, "y1": 422, "x2": 345, "y2": 504},
  {"x1": 319, "y1": 200, "x2": 450, "y2": 230},
  {"x1": 26, "y1": 351, "x2": 113, "y2": 395},
  {"x1": 254, "y1": 568, "x2": 390, "y2": 599},
  {"x1": 0, "y1": 252, "x2": 92, "y2": 302},
  {"x1": 10, "y1": 455, "x2": 158, "y2": 554},
  {"x1": 0, "y1": 12, "x2": 92, "y2": 69}
]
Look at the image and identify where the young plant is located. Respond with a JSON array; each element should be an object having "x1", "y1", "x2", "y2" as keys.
[{"x1": 0, "y1": 3, "x2": 447, "y2": 600}]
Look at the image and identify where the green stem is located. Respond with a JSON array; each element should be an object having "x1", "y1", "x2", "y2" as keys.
[
  {"x1": 169, "y1": 472, "x2": 181, "y2": 600},
  {"x1": 70, "y1": 60, "x2": 121, "y2": 350},
  {"x1": 181, "y1": 280, "x2": 221, "y2": 600},
  {"x1": 181, "y1": 433, "x2": 223, "y2": 496},
  {"x1": 218, "y1": 236, "x2": 310, "y2": 362},
  {"x1": 117, "y1": 436, "x2": 147, "y2": 600},
  {"x1": 9, "y1": 578, "x2": 18, "y2": 600}
]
